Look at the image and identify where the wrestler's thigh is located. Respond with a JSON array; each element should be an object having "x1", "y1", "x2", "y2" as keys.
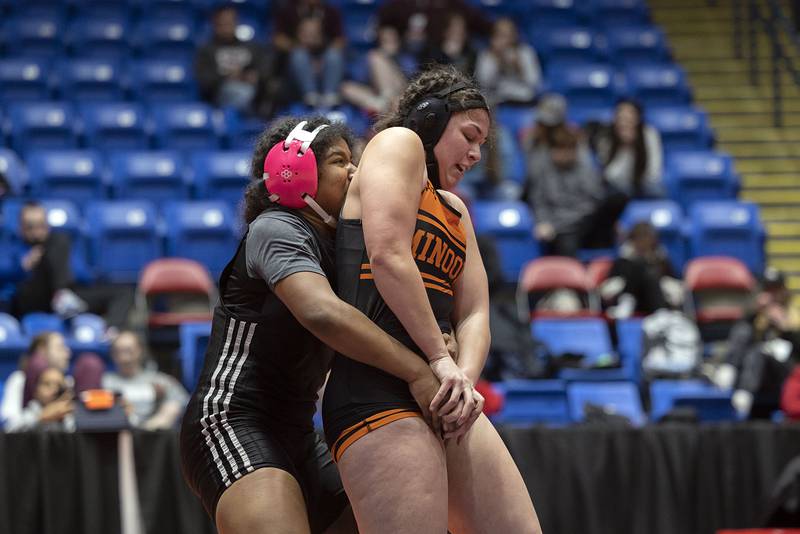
[
  {"x1": 445, "y1": 415, "x2": 542, "y2": 534},
  {"x1": 216, "y1": 467, "x2": 311, "y2": 534},
  {"x1": 336, "y1": 417, "x2": 448, "y2": 534}
]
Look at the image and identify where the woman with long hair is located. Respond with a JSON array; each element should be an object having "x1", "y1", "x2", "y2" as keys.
[{"x1": 323, "y1": 66, "x2": 542, "y2": 533}]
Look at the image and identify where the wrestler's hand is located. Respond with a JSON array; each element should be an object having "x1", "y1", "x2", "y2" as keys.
[
  {"x1": 428, "y1": 356, "x2": 474, "y2": 420},
  {"x1": 408, "y1": 370, "x2": 442, "y2": 436},
  {"x1": 442, "y1": 386, "x2": 485, "y2": 444}
]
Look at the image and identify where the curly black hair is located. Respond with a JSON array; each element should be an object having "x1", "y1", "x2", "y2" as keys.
[{"x1": 242, "y1": 115, "x2": 355, "y2": 224}]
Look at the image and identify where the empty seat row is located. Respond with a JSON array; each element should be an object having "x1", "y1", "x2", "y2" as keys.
[
  {"x1": 471, "y1": 198, "x2": 765, "y2": 281},
  {"x1": 0, "y1": 199, "x2": 242, "y2": 282},
  {"x1": 548, "y1": 62, "x2": 692, "y2": 110},
  {"x1": 0, "y1": 147, "x2": 253, "y2": 204},
  {"x1": 0, "y1": 58, "x2": 198, "y2": 103},
  {"x1": 493, "y1": 378, "x2": 737, "y2": 426}
]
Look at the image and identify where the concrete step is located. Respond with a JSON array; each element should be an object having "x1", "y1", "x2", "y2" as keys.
[
  {"x1": 742, "y1": 173, "x2": 800, "y2": 188},
  {"x1": 763, "y1": 257, "x2": 800, "y2": 270},
  {"x1": 716, "y1": 127, "x2": 800, "y2": 142},
  {"x1": 722, "y1": 142, "x2": 800, "y2": 158},
  {"x1": 742, "y1": 189, "x2": 800, "y2": 204},
  {"x1": 709, "y1": 113, "x2": 800, "y2": 127},
  {"x1": 767, "y1": 239, "x2": 800, "y2": 255},
  {"x1": 736, "y1": 158, "x2": 800, "y2": 173},
  {"x1": 766, "y1": 222, "x2": 800, "y2": 237},
  {"x1": 760, "y1": 206, "x2": 800, "y2": 220}
]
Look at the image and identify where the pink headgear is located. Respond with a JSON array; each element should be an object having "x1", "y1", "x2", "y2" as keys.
[{"x1": 263, "y1": 120, "x2": 335, "y2": 226}]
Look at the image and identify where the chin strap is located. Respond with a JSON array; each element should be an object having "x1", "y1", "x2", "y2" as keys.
[{"x1": 302, "y1": 194, "x2": 337, "y2": 228}]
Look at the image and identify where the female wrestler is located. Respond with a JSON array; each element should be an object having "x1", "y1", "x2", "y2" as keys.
[
  {"x1": 180, "y1": 116, "x2": 468, "y2": 534},
  {"x1": 323, "y1": 66, "x2": 542, "y2": 533}
]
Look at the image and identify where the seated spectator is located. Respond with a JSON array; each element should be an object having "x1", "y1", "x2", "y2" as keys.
[
  {"x1": 475, "y1": 17, "x2": 541, "y2": 106},
  {"x1": 724, "y1": 268, "x2": 800, "y2": 419},
  {"x1": 591, "y1": 99, "x2": 664, "y2": 199},
  {"x1": 377, "y1": 0, "x2": 491, "y2": 60},
  {"x1": 526, "y1": 127, "x2": 627, "y2": 257},
  {"x1": 599, "y1": 222, "x2": 682, "y2": 318},
  {"x1": 421, "y1": 12, "x2": 476, "y2": 74},
  {"x1": 102, "y1": 331, "x2": 188, "y2": 430},
  {"x1": 6, "y1": 363, "x2": 74, "y2": 432},
  {"x1": 7, "y1": 201, "x2": 133, "y2": 328},
  {"x1": 1, "y1": 331, "x2": 72, "y2": 429},
  {"x1": 194, "y1": 5, "x2": 275, "y2": 117},
  {"x1": 340, "y1": 25, "x2": 413, "y2": 115},
  {"x1": 273, "y1": 0, "x2": 346, "y2": 108}
]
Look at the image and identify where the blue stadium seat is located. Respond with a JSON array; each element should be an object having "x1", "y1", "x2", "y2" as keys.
[
  {"x1": 533, "y1": 318, "x2": 631, "y2": 381},
  {"x1": 129, "y1": 60, "x2": 196, "y2": 102},
  {"x1": 0, "y1": 149, "x2": 28, "y2": 196},
  {"x1": 223, "y1": 110, "x2": 268, "y2": 151},
  {"x1": 470, "y1": 200, "x2": 539, "y2": 283},
  {"x1": 625, "y1": 64, "x2": 692, "y2": 108},
  {"x1": 67, "y1": 14, "x2": 132, "y2": 60},
  {"x1": 495, "y1": 104, "x2": 536, "y2": 139},
  {"x1": 547, "y1": 63, "x2": 619, "y2": 108},
  {"x1": 179, "y1": 321, "x2": 211, "y2": 389},
  {"x1": 493, "y1": 379, "x2": 570, "y2": 425},
  {"x1": 151, "y1": 102, "x2": 220, "y2": 150},
  {"x1": 343, "y1": 10, "x2": 376, "y2": 51},
  {"x1": 2, "y1": 198, "x2": 93, "y2": 283},
  {"x1": 688, "y1": 200, "x2": 765, "y2": 274},
  {"x1": 616, "y1": 318, "x2": 643, "y2": 386},
  {"x1": 528, "y1": 0, "x2": 582, "y2": 28},
  {"x1": 163, "y1": 201, "x2": 238, "y2": 278},
  {"x1": 109, "y1": 150, "x2": 187, "y2": 205},
  {"x1": 567, "y1": 104, "x2": 614, "y2": 125},
  {"x1": 0, "y1": 313, "x2": 28, "y2": 380},
  {"x1": 27, "y1": 149, "x2": 106, "y2": 202},
  {"x1": 531, "y1": 27, "x2": 602, "y2": 66},
  {"x1": 21, "y1": 312, "x2": 65, "y2": 336},
  {"x1": 134, "y1": 0, "x2": 200, "y2": 20},
  {"x1": 567, "y1": 381, "x2": 646, "y2": 425},
  {"x1": 664, "y1": 150, "x2": 739, "y2": 209},
  {"x1": 619, "y1": 200, "x2": 686, "y2": 271},
  {"x1": 0, "y1": 58, "x2": 52, "y2": 102},
  {"x1": 85, "y1": 200, "x2": 161, "y2": 282},
  {"x1": 650, "y1": 379, "x2": 737, "y2": 422},
  {"x1": 80, "y1": 102, "x2": 150, "y2": 150},
  {"x1": 2, "y1": 12, "x2": 66, "y2": 58},
  {"x1": 132, "y1": 16, "x2": 198, "y2": 61},
  {"x1": 192, "y1": 150, "x2": 252, "y2": 205},
  {"x1": 646, "y1": 106, "x2": 714, "y2": 152},
  {"x1": 9, "y1": 102, "x2": 80, "y2": 154},
  {"x1": 69, "y1": 312, "x2": 109, "y2": 357},
  {"x1": 605, "y1": 26, "x2": 669, "y2": 66},
  {"x1": 58, "y1": 58, "x2": 125, "y2": 102},
  {"x1": 588, "y1": 0, "x2": 650, "y2": 28}
]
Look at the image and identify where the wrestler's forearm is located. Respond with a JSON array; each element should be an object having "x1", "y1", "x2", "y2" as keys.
[
  {"x1": 316, "y1": 298, "x2": 432, "y2": 384},
  {"x1": 453, "y1": 311, "x2": 490, "y2": 385}
]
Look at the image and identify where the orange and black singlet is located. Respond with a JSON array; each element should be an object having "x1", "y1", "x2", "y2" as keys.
[{"x1": 322, "y1": 180, "x2": 467, "y2": 460}]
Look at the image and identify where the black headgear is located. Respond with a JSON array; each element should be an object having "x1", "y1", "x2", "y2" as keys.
[{"x1": 403, "y1": 81, "x2": 488, "y2": 189}]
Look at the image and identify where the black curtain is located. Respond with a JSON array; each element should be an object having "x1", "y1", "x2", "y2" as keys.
[
  {"x1": 0, "y1": 432, "x2": 119, "y2": 534},
  {"x1": 500, "y1": 422, "x2": 800, "y2": 534}
]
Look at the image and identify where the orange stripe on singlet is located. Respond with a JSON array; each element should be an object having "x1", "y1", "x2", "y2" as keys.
[
  {"x1": 415, "y1": 214, "x2": 466, "y2": 254},
  {"x1": 420, "y1": 271, "x2": 450, "y2": 287},
  {"x1": 331, "y1": 408, "x2": 422, "y2": 462},
  {"x1": 360, "y1": 273, "x2": 452, "y2": 295}
]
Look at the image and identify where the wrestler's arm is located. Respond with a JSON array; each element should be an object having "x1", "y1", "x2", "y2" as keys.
[
  {"x1": 359, "y1": 128, "x2": 474, "y2": 414},
  {"x1": 275, "y1": 272, "x2": 431, "y2": 384},
  {"x1": 441, "y1": 192, "x2": 491, "y2": 385},
  {"x1": 359, "y1": 127, "x2": 451, "y2": 364}
]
